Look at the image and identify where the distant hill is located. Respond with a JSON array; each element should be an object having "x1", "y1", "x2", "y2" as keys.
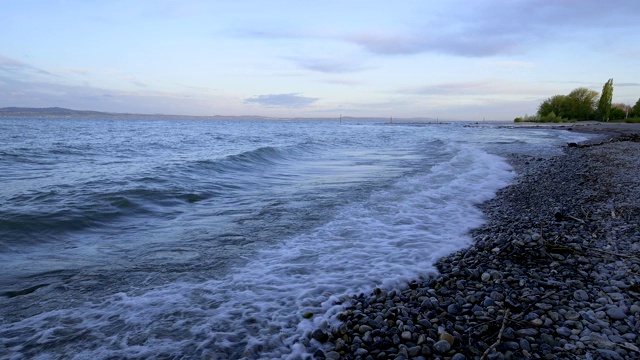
[
  {"x1": 0, "y1": 107, "x2": 444, "y2": 122},
  {"x1": 0, "y1": 107, "x2": 272, "y2": 120},
  {"x1": 0, "y1": 107, "x2": 117, "y2": 117}
]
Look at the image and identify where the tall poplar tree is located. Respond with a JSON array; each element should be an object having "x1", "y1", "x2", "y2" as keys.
[{"x1": 597, "y1": 78, "x2": 614, "y2": 121}]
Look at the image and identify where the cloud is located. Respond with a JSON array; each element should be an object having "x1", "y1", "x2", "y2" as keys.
[
  {"x1": 124, "y1": 76, "x2": 148, "y2": 87},
  {"x1": 287, "y1": 56, "x2": 367, "y2": 74},
  {"x1": 0, "y1": 55, "x2": 26, "y2": 68},
  {"x1": 400, "y1": 80, "x2": 550, "y2": 98},
  {"x1": 348, "y1": 31, "x2": 521, "y2": 57},
  {"x1": 321, "y1": 78, "x2": 363, "y2": 86},
  {"x1": 244, "y1": 93, "x2": 319, "y2": 108},
  {"x1": 0, "y1": 55, "x2": 51, "y2": 76},
  {"x1": 617, "y1": 82, "x2": 640, "y2": 87},
  {"x1": 402, "y1": 82, "x2": 490, "y2": 96},
  {"x1": 347, "y1": 0, "x2": 640, "y2": 57},
  {"x1": 0, "y1": 63, "x2": 225, "y2": 115}
]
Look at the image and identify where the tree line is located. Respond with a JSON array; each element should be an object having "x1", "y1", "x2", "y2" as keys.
[{"x1": 515, "y1": 79, "x2": 640, "y2": 123}]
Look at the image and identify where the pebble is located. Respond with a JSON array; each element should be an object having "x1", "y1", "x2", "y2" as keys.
[
  {"x1": 305, "y1": 133, "x2": 640, "y2": 360},
  {"x1": 556, "y1": 327, "x2": 572, "y2": 337},
  {"x1": 433, "y1": 340, "x2": 451, "y2": 353},
  {"x1": 606, "y1": 306, "x2": 627, "y2": 320},
  {"x1": 574, "y1": 289, "x2": 589, "y2": 302}
]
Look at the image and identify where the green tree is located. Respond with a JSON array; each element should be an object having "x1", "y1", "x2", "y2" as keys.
[
  {"x1": 567, "y1": 87, "x2": 598, "y2": 120},
  {"x1": 632, "y1": 98, "x2": 640, "y2": 117},
  {"x1": 610, "y1": 108, "x2": 626, "y2": 120},
  {"x1": 596, "y1": 78, "x2": 614, "y2": 121},
  {"x1": 538, "y1": 95, "x2": 568, "y2": 118}
]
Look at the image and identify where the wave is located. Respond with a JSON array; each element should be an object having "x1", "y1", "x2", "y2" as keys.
[
  {"x1": 0, "y1": 143, "x2": 515, "y2": 359},
  {"x1": 0, "y1": 184, "x2": 217, "y2": 249},
  {"x1": 0, "y1": 141, "x2": 323, "y2": 250},
  {"x1": 183, "y1": 141, "x2": 321, "y2": 175}
]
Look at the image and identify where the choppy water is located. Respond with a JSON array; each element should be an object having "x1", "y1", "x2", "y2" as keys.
[{"x1": 0, "y1": 118, "x2": 591, "y2": 359}]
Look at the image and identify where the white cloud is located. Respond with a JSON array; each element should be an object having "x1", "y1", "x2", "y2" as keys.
[{"x1": 244, "y1": 93, "x2": 319, "y2": 108}]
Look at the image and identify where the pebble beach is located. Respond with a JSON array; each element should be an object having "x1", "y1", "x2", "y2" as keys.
[{"x1": 308, "y1": 123, "x2": 640, "y2": 360}]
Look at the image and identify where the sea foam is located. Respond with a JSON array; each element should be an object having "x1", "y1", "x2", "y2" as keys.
[{"x1": 1, "y1": 143, "x2": 515, "y2": 359}]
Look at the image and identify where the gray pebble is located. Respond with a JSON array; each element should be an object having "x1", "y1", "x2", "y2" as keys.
[
  {"x1": 556, "y1": 327, "x2": 571, "y2": 337},
  {"x1": 596, "y1": 349, "x2": 624, "y2": 360},
  {"x1": 606, "y1": 306, "x2": 627, "y2": 320},
  {"x1": 573, "y1": 289, "x2": 589, "y2": 302},
  {"x1": 433, "y1": 339, "x2": 451, "y2": 353}
]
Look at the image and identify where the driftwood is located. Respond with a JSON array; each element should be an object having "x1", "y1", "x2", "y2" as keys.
[
  {"x1": 480, "y1": 310, "x2": 511, "y2": 360},
  {"x1": 586, "y1": 247, "x2": 640, "y2": 260},
  {"x1": 568, "y1": 133, "x2": 640, "y2": 148},
  {"x1": 544, "y1": 242, "x2": 583, "y2": 255}
]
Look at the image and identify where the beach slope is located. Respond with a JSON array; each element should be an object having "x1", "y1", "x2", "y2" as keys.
[{"x1": 309, "y1": 124, "x2": 640, "y2": 359}]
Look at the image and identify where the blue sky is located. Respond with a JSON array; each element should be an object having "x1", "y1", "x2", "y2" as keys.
[{"x1": 1, "y1": 0, "x2": 639, "y2": 120}]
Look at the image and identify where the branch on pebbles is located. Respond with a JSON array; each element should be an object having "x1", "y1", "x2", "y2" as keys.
[
  {"x1": 480, "y1": 309, "x2": 511, "y2": 360},
  {"x1": 586, "y1": 247, "x2": 640, "y2": 260},
  {"x1": 564, "y1": 214, "x2": 585, "y2": 223},
  {"x1": 568, "y1": 133, "x2": 640, "y2": 148},
  {"x1": 514, "y1": 291, "x2": 557, "y2": 319},
  {"x1": 619, "y1": 343, "x2": 640, "y2": 354},
  {"x1": 544, "y1": 242, "x2": 583, "y2": 255}
]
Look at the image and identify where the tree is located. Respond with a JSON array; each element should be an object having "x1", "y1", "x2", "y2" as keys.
[
  {"x1": 610, "y1": 108, "x2": 626, "y2": 121},
  {"x1": 612, "y1": 103, "x2": 631, "y2": 120},
  {"x1": 632, "y1": 98, "x2": 640, "y2": 117},
  {"x1": 566, "y1": 87, "x2": 599, "y2": 120},
  {"x1": 538, "y1": 95, "x2": 568, "y2": 118},
  {"x1": 596, "y1": 78, "x2": 614, "y2": 121}
]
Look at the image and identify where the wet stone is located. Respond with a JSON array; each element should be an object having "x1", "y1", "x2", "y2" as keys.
[
  {"x1": 556, "y1": 327, "x2": 572, "y2": 337},
  {"x1": 433, "y1": 340, "x2": 451, "y2": 353},
  {"x1": 574, "y1": 289, "x2": 589, "y2": 302},
  {"x1": 606, "y1": 306, "x2": 627, "y2": 320}
]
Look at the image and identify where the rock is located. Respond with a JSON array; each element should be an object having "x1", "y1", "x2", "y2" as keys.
[
  {"x1": 407, "y1": 346, "x2": 422, "y2": 357},
  {"x1": 556, "y1": 327, "x2": 572, "y2": 337},
  {"x1": 354, "y1": 348, "x2": 368, "y2": 357},
  {"x1": 606, "y1": 306, "x2": 627, "y2": 320},
  {"x1": 481, "y1": 272, "x2": 491, "y2": 282},
  {"x1": 530, "y1": 318, "x2": 544, "y2": 327},
  {"x1": 420, "y1": 298, "x2": 434, "y2": 310},
  {"x1": 325, "y1": 351, "x2": 340, "y2": 360},
  {"x1": 516, "y1": 328, "x2": 538, "y2": 337},
  {"x1": 573, "y1": 289, "x2": 589, "y2": 302},
  {"x1": 433, "y1": 340, "x2": 451, "y2": 353},
  {"x1": 451, "y1": 354, "x2": 466, "y2": 360},
  {"x1": 359, "y1": 325, "x2": 373, "y2": 334},
  {"x1": 596, "y1": 349, "x2": 624, "y2": 360},
  {"x1": 311, "y1": 329, "x2": 329, "y2": 342},
  {"x1": 447, "y1": 303, "x2": 459, "y2": 314},
  {"x1": 483, "y1": 297, "x2": 496, "y2": 307},
  {"x1": 439, "y1": 332, "x2": 455, "y2": 346}
]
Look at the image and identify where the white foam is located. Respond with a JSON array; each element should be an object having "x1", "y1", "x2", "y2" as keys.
[{"x1": 1, "y1": 144, "x2": 515, "y2": 359}]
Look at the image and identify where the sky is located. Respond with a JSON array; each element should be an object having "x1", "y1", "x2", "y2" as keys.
[{"x1": 1, "y1": 0, "x2": 639, "y2": 120}]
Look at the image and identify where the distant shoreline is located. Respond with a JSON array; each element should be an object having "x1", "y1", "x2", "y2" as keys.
[{"x1": 0, "y1": 107, "x2": 436, "y2": 122}]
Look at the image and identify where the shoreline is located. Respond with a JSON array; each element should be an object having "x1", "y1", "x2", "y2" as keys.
[{"x1": 307, "y1": 124, "x2": 640, "y2": 359}]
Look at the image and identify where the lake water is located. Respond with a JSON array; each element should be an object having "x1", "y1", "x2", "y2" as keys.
[{"x1": 0, "y1": 118, "x2": 591, "y2": 359}]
